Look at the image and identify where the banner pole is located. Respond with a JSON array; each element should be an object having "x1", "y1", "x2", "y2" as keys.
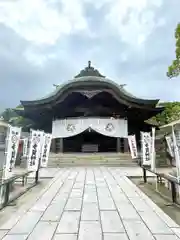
[{"x1": 35, "y1": 157, "x2": 40, "y2": 184}]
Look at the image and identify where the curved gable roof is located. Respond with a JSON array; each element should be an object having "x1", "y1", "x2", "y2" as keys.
[{"x1": 21, "y1": 76, "x2": 159, "y2": 107}]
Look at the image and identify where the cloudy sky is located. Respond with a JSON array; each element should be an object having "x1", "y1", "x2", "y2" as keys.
[{"x1": 0, "y1": 0, "x2": 180, "y2": 112}]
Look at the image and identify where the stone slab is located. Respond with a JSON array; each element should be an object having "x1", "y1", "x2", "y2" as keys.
[
  {"x1": 153, "y1": 235, "x2": 180, "y2": 240},
  {"x1": 2, "y1": 235, "x2": 28, "y2": 240},
  {"x1": 116, "y1": 202, "x2": 141, "y2": 220},
  {"x1": 171, "y1": 228, "x2": 180, "y2": 238},
  {"x1": 0, "y1": 231, "x2": 7, "y2": 239},
  {"x1": 81, "y1": 203, "x2": 99, "y2": 221},
  {"x1": 128, "y1": 197, "x2": 152, "y2": 212},
  {"x1": 78, "y1": 221, "x2": 101, "y2": 240},
  {"x1": 104, "y1": 233, "x2": 129, "y2": 240},
  {"x1": 83, "y1": 191, "x2": 97, "y2": 203},
  {"x1": 98, "y1": 197, "x2": 116, "y2": 210},
  {"x1": 56, "y1": 211, "x2": 80, "y2": 234},
  {"x1": 100, "y1": 211, "x2": 125, "y2": 233},
  {"x1": 41, "y1": 201, "x2": 65, "y2": 221},
  {"x1": 123, "y1": 220, "x2": 155, "y2": 240},
  {"x1": 8, "y1": 211, "x2": 43, "y2": 235},
  {"x1": 27, "y1": 221, "x2": 57, "y2": 240},
  {"x1": 53, "y1": 234, "x2": 77, "y2": 240},
  {"x1": 65, "y1": 198, "x2": 82, "y2": 211},
  {"x1": 69, "y1": 189, "x2": 83, "y2": 198},
  {"x1": 139, "y1": 211, "x2": 173, "y2": 234}
]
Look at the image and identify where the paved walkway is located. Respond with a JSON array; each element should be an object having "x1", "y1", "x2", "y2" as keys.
[{"x1": 0, "y1": 167, "x2": 180, "y2": 240}]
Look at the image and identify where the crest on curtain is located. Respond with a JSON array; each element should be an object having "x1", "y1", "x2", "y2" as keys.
[
  {"x1": 66, "y1": 124, "x2": 75, "y2": 132},
  {"x1": 105, "y1": 123, "x2": 114, "y2": 132}
]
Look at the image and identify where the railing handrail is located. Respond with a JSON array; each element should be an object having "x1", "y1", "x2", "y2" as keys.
[
  {"x1": 0, "y1": 171, "x2": 33, "y2": 186},
  {"x1": 142, "y1": 166, "x2": 180, "y2": 185},
  {"x1": 141, "y1": 166, "x2": 180, "y2": 205}
]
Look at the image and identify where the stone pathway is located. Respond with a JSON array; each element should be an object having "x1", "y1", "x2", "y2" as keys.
[{"x1": 0, "y1": 167, "x2": 180, "y2": 240}]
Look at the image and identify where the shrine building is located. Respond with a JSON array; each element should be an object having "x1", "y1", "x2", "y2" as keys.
[{"x1": 15, "y1": 62, "x2": 163, "y2": 153}]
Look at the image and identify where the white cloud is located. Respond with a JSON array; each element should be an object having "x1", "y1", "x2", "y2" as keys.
[
  {"x1": 105, "y1": 0, "x2": 163, "y2": 46},
  {"x1": 0, "y1": 0, "x2": 89, "y2": 45},
  {"x1": 0, "y1": 0, "x2": 164, "y2": 48}
]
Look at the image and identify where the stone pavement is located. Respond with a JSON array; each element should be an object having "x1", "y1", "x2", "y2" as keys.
[{"x1": 0, "y1": 167, "x2": 180, "y2": 240}]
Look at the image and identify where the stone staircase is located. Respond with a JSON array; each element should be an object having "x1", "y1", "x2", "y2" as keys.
[{"x1": 48, "y1": 152, "x2": 138, "y2": 167}]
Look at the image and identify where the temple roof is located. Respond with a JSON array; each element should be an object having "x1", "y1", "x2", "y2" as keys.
[{"x1": 19, "y1": 62, "x2": 162, "y2": 110}]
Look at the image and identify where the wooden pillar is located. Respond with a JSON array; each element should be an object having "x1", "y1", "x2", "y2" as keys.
[
  {"x1": 124, "y1": 138, "x2": 129, "y2": 153},
  {"x1": 59, "y1": 138, "x2": 63, "y2": 153},
  {"x1": 51, "y1": 139, "x2": 56, "y2": 153},
  {"x1": 116, "y1": 137, "x2": 121, "y2": 153}
]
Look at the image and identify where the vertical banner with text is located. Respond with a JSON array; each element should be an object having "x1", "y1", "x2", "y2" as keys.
[
  {"x1": 141, "y1": 131, "x2": 152, "y2": 166},
  {"x1": 5, "y1": 125, "x2": 22, "y2": 173},
  {"x1": 27, "y1": 130, "x2": 44, "y2": 172},
  {"x1": 41, "y1": 133, "x2": 52, "y2": 167},
  {"x1": 127, "y1": 135, "x2": 138, "y2": 159},
  {"x1": 23, "y1": 138, "x2": 28, "y2": 157},
  {"x1": 172, "y1": 127, "x2": 180, "y2": 181},
  {"x1": 151, "y1": 127, "x2": 156, "y2": 171},
  {"x1": 165, "y1": 135, "x2": 174, "y2": 158}
]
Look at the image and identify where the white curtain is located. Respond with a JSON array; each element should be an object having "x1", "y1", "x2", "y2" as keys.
[
  {"x1": 52, "y1": 119, "x2": 89, "y2": 138},
  {"x1": 91, "y1": 118, "x2": 127, "y2": 138},
  {"x1": 52, "y1": 118, "x2": 127, "y2": 138}
]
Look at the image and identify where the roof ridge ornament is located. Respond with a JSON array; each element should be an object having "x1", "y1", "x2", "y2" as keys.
[{"x1": 74, "y1": 61, "x2": 105, "y2": 78}]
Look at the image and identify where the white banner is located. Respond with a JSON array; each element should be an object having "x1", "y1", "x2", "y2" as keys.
[
  {"x1": 23, "y1": 138, "x2": 28, "y2": 157},
  {"x1": 151, "y1": 127, "x2": 156, "y2": 171},
  {"x1": 27, "y1": 130, "x2": 44, "y2": 172},
  {"x1": 128, "y1": 135, "x2": 138, "y2": 159},
  {"x1": 165, "y1": 135, "x2": 174, "y2": 158},
  {"x1": 5, "y1": 125, "x2": 21, "y2": 172},
  {"x1": 172, "y1": 127, "x2": 180, "y2": 181},
  {"x1": 141, "y1": 132, "x2": 151, "y2": 166},
  {"x1": 41, "y1": 133, "x2": 52, "y2": 167},
  {"x1": 38, "y1": 132, "x2": 45, "y2": 162},
  {"x1": 52, "y1": 118, "x2": 128, "y2": 138}
]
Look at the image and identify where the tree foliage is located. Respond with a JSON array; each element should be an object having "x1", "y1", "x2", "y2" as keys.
[
  {"x1": 167, "y1": 23, "x2": 180, "y2": 78},
  {"x1": 0, "y1": 108, "x2": 18, "y2": 122},
  {"x1": 0, "y1": 108, "x2": 33, "y2": 131},
  {"x1": 150, "y1": 102, "x2": 180, "y2": 126}
]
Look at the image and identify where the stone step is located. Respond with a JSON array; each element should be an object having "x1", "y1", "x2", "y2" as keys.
[
  {"x1": 49, "y1": 159, "x2": 135, "y2": 163},
  {"x1": 49, "y1": 155, "x2": 131, "y2": 160},
  {"x1": 48, "y1": 153, "x2": 136, "y2": 167},
  {"x1": 49, "y1": 153, "x2": 131, "y2": 157},
  {"x1": 49, "y1": 157, "x2": 131, "y2": 161},
  {"x1": 48, "y1": 162, "x2": 138, "y2": 167}
]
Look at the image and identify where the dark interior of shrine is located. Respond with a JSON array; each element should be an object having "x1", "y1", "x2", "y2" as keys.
[{"x1": 56, "y1": 129, "x2": 121, "y2": 153}]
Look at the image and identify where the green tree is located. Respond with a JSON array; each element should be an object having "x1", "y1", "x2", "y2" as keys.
[
  {"x1": 0, "y1": 107, "x2": 34, "y2": 131},
  {"x1": 167, "y1": 23, "x2": 180, "y2": 78},
  {"x1": 0, "y1": 108, "x2": 18, "y2": 122},
  {"x1": 150, "y1": 102, "x2": 180, "y2": 126}
]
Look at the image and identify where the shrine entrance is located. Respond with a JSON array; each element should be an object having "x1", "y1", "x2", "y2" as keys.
[{"x1": 63, "y1": 129, "x2": 117, "y2": 152}]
